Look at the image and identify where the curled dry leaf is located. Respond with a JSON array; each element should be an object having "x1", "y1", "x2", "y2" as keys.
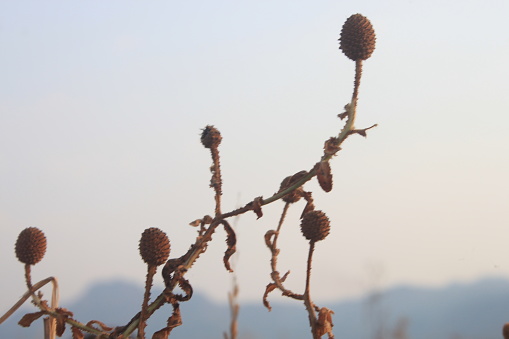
[
  {"x1": 279, "y1": 170, "x2": 308, "y2": 203},
  {"x1": 152, "y1": 328, "x2": 171, "y2": 339},
  {"x1": 289, "y1": 170, "x2": 308, "y2": 184},
  {"x1": 174, "y1": 277, "x2": 193, "y2": 302},
  {"x1": 71, "y1": 326, "x2": 84, "y2": 339},
  {"x1": 251, "y1": 196, "x2": 264, "y2": 219},
  {"x1": 263, "y1": 282, "x2": 278, "y2": 311},
  {"x1": 55, "y1": 307, "x2": 74, "y2": 337},
  {"x1": 350, "y1": 124, "x2": 377, "y2": 138},
  {"x1": 189, "y1": 215, "x2": 213, "y2": 227},
  {"x1": 300, "y1": 191, "x2": 316, "y2": 219},
  {"x1": 316, "y1": 161, "x2": 333, "y2": 193},
  {"x1": 324, "y1": 137, "x2": 341, "y2": 156},
  {"x1": 18, "y1": 311, "x2": 45, "y2": 327},
  {"x1": 86, "y1": 320, "x2": 114, "y2": 332},
  {"x1": 316, "y1": 307, "x2": 335, "y2": 338},
  {"x1": 351, "y1": 129, "x2": 367, "y2": 137},
  {"x1": 162, "y1": 258, "x2": 183, "y2": 288},
  {"x1": 188, "y1": 219, "x2": 201, "y2": 227},
  {"x1": 264, "y1": 230, "x2": 277, "y2": 249},
  {"x1": 167, "y1": 303, "x2": 183, "y2": 329},
  {"x1": 337, "y1": 111, "x2": 348, "y2": 120},
  {"x1": 222, "y1": 221, "x2": 237, "y2": 272}
]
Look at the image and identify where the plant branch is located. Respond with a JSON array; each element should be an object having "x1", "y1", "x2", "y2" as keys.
[{"x1": 304, "y1": 241, "x2": 319, "y2": 339}]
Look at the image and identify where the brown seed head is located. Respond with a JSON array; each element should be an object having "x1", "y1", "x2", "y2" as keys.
[
  {"x1": 201, "y1": 125, "x2": 222, "y2": 149},
  {"x1": 503, "y1": 323, "x2": 509, "y2": 339},
  {"x1": 300, "y1": 210, "x2": 330, "y2": 242},
  {"x1": 139, "y1": 227, "x2": 171, "y2": 266},
  {"x1": 15, "y1": 227, "x2": 47, "y2": 265},
  {"x1": 339, "y1": 14, "x2": 376, "y2": 61}
]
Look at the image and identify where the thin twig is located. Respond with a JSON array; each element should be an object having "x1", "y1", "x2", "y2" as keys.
[
  {"x1": 138, "y1": 265, "x2": 157, "y2": 339},
  {"x1": 303, "y1": 241, "x2": 319, "y2": 339},
  {"x1": 210, "y1": 146, "x2": 223, "y2": 216}
]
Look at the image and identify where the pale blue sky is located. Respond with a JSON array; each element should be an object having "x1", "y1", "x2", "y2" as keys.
[{"x1": 1, "y1": 0, "x2": 509, "y2": 311}]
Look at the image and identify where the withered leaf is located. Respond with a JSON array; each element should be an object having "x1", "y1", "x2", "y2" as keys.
[
  {"x1": 174, "y1": 277, "x2": 193, "y2": 301},
  {"x1": 338, "y1": 111, "x2": 348, "y2": 120},
  {"x1": 324, "y1": 137, "x2": 341, "y2": 156},
  {"x1": 222, "y1": 220, "x2": 237, "y2": 272},
  {"x1": 262, "y1": 282, "x2": 277, "y2": 311},
  {"x1": 189, "y1": 215, "x2": 213, "y2": 227},
  {"x1": 316, "y1": 161, "x2": 333, "y2": 193},
  {"x1": 316, "y1": 307, "x2": 335, "y2": 338},
  {"x1": 252, "y1": 196, "x2": 263, "y2": 219},
  {"x1": 162, "y1": 258, "x2": 183, "y2": 288},
  {"x1": 167, "y1": 303, "x2": 182, "y2": 329},
  {"x1": 202, "y1": 215, "x2": 213, "y2": 224},
  {"x1": 54, "y1": 307, "x2": 73, "y2": 337},
  {"x1": 18, "y1": 311, "x2": 45, "y2": 327},
  {"x1": 351, "y1": 129, "x2": 367, "y2": 137},
  {"x1": 71, "y1": 326, "x2": 84, "y2": 339},
  {"x1": 300, "y1": 191, "x2": 315, "y2": 218},
  {"x1": 188, "y1": 219, "x2": 201, "y2": 227},
  {"x1": 55, "y1": 316, "x2": 66, "y2": 337},
  {"x1": 289, "y1": 170, "x2": 308, "y2": 184},
  {"x1": 264, "y1": 230, "x2": 277, "y2": 249},
  {"x1": 350, "y1": 124, "x2": 377, "y2": 138},
  {"x1": 86, "y1": 320, "x2": 114, "y2": 331},
  {"x1": 152, "y1": 328, "x2": 171, "y2": 339}
]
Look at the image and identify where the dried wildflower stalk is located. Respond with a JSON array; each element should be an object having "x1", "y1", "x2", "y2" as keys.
[
  {"x1": 263, "y1": 13, "x2": 376, "y2": 339},
  {"x1": 3, "y1": 13, "x2": 377, "y2": 339}
]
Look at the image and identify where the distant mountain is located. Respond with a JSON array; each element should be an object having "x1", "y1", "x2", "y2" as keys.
[{"x1": 2, "y1": 277, "x2": 509, "y2": 339}]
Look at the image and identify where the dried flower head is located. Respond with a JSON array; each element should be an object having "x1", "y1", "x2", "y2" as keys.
[
  {"x1": 503, "y1": 323, "x2": 509, "y2": 339},
  {"x1": 15, "y1": 227, "x2": 47, "y2": 265},
  {"x1": 139, "y1": 227, "x2": 171, "y2": 266},
  {"x1": 201, "y1": 125, "x2": 222, "y2": 149},
  {"x1": 339, "y1": 14, "x2": 376, "y2": 61},
  {"x1": 300, "y1": 210, "x2": 330, "y2": 242}
]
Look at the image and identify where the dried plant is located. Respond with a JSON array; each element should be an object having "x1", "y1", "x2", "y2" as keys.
[{"x1": 1, "y1": 13, "x2": 377, "y2": 339}]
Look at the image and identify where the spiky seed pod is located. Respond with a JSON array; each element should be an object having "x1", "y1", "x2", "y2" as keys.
[
  {"x1": 201, "y1": 125, "x2": 222, "y2": 149},
  {"x1": 139, "y1": 228, "x2": 171, "y2": 266},
  {"x1": 339, "y1": 14, "x2": 376, "y2": 61},
  {"x1": 300, "y1": 210, "x2": 331, "y2": 242},
  {"x1": 503, "y1": 323, "x2": 509, "y2": 339},
  {"x1": 15, "y1": 227, "x2": 47, "y2": 265}
]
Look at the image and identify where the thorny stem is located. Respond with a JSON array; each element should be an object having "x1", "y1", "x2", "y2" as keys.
[
  {"x1": 304, "y1": 241, "x2": 319, "y2": 339},
  {"x1": 352, "y1": 59, "x2": 363, "y2": 109},
  {"x1": 211, "y1": 146, "x2": 222, "y2": 216},
  {"x1": 264, "y1": 61, "x2": 363, "y2": 207},
  {"x1": 121, "y1": 219, "x2": 224, "y2": 337},
  {"x1": 225, "y1": 273, "x2": 239, "y2": 339},
  {"x1": 270, "y1": 202, "x2": 290, "y2": 272},
  {"x1": 120, "y1": 59, "x2": 368, "y2": 338},
  {"x1": 138, "y1": 265, "x2": 157, "y2": 339},
  {"x1": 0, "y1": 277, "x2": 55, "y2": 324},
  {"x1": 268, "y1": 202, "x2": 302, "y2": 299},
  {"x1": 1, "y1": 275, "x2": 104, "y2": 337},
  {"x1": 23, "y1": 263, "x2": 53, "y2": 338}
]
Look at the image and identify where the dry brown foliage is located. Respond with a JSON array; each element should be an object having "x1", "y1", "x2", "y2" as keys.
[{"x1": 1, "y1": 13, "x2": 381, "y2": 339}]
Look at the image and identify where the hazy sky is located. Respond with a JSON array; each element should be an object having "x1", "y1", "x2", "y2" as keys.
[{"x1": 1, "y1": 0, "x2": 509, "y2": 313}]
